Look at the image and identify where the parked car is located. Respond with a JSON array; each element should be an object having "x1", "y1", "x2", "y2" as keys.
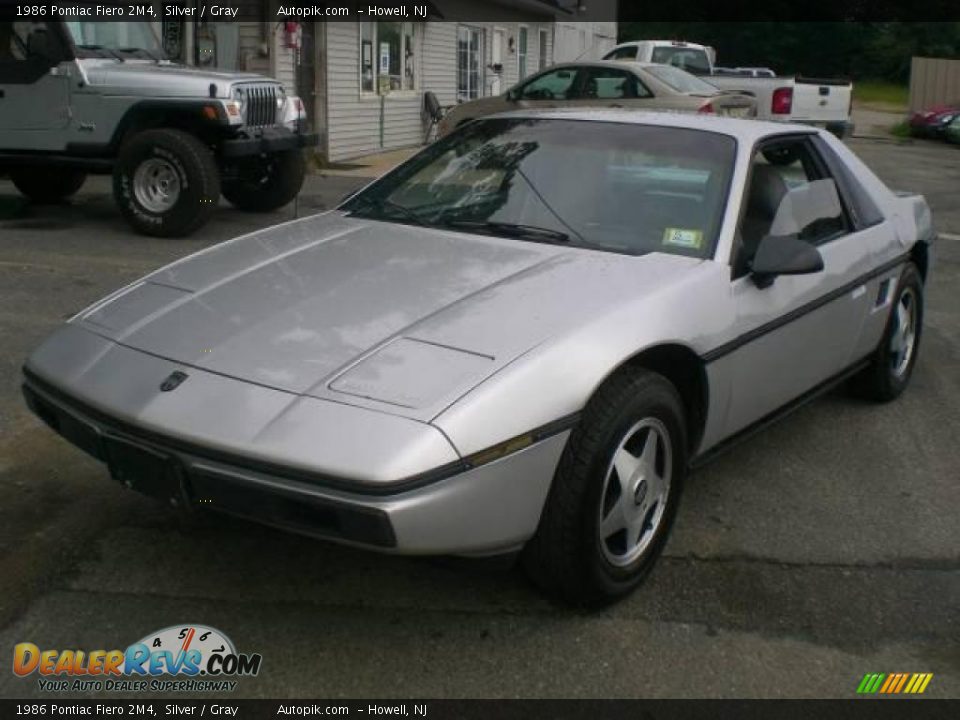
[
  {"x1": 437, "y1": 61, "x2": 755, "y2": 137},
  {"x1": 0, "y1": 20, "x2": 316, "y2": 237},
  {"x1": 944, "y1": 114, "x2": 960, "y2": 144},
  {"x1": 24, "y1": 111, "x2": 933, "y2": 606},
  {"x1": 603, "y1": 40, "x2": 854, "y2": 138},
  {"x1": 908, "y1": 102, "x2": 960, "y2": 139}
]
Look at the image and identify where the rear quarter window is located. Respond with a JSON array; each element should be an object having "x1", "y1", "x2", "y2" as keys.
[{"x1": 812, "y1": 136, "x2": 885, "y2": 229}]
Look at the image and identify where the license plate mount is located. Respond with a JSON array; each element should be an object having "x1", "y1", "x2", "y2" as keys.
[{"x1": 104, "y1": 436, "x2": 182, "y2": 504}]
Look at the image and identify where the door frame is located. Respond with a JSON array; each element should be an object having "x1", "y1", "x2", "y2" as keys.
[{"x1": 490, "y1": 26, "x2": 505, "y2": 96}]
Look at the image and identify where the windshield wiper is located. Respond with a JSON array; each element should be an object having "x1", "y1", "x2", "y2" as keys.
[
  {"x1": 442, "y1": 220, "x2": 570, "y2": 244},
  {"x1": 119, "y1": 47, "x2": 163, "y2": 62},
  {"x1": 77, "y1": 44, "x2": 125, "y2": 62}
]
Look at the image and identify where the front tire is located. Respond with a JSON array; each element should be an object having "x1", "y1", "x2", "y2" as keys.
[
  {"x1": 523, "y1": 368, "x2": 687, "y2": 606},
  {"x1": 221, "y1": 150, "x2": 305, "y2": 212},
  {"x1": 850, "y1": 262, "x2": 924, "y2": 402},
  {"x1": 11, "y1": 169, "x2": 86, "y2": 203},
  {"x1": 113, "y1": 128, "x2": 220, "y2": 238}
]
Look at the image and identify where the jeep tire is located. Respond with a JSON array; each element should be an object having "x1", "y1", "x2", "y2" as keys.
[
  {"x1": 12, "y1": 169, "x2": 86, "y2": 203},
  {"x1": 113, "y1": 129, "x2": 220, "y2": 238},
  {"x1": 221, "y1": 150, "x2": 305, "y2": 212}
]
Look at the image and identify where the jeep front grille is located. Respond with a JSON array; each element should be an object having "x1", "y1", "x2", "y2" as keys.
[{"x1": 240, "y1": 85, "x2": 278, "y2": 128}]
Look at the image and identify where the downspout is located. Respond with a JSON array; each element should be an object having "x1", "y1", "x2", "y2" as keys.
[{"x1": 379, "y1": 93, "x2": 385, "y2": 149}]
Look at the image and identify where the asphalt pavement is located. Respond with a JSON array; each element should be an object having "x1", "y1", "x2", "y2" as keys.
[{"x1": 0, "y1": 137, "x2": 957, "y2": 699}]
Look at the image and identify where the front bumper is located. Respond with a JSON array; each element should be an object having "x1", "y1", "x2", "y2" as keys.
[
  {"x1": 221, "y1": 127, "x2": 319, "y2": 158},
  {"x1": 22, "y1": 372, "x2": 565, "y2": 556}
]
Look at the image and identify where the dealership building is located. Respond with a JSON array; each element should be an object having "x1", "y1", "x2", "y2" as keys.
[{"x1": 155, "y1": 0, "x2": 617, "y2": 161}]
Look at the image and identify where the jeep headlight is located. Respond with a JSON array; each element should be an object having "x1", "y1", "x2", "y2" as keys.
[{"x1": 230, "y1": 86, "x2": 246, "y2": 113}]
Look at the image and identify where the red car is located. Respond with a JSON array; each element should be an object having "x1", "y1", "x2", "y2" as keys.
[{"x1": 909, "y1": 103, "x2": 960, "y2": 138}]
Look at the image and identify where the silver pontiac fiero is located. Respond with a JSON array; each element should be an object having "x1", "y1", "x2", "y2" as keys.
[{"x1": 23, "y1": 111, "x2": 934, "y2": 605}]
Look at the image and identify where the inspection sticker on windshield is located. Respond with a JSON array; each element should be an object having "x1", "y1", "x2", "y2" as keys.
[{"x1": 663, "y1": 227, "x2": 703, "y2": 249}]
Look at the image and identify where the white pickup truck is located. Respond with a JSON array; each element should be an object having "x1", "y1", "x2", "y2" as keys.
[{"x1": 603, "y1": 40, "x2": 854, "y2": 138}]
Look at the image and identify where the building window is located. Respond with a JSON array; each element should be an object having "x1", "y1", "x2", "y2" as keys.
[
  {"x1": 518, "y1": 26, "x2": 528, "y2": 79},
  {"x1": 457, "y1": 25, "x2": 483, "y2": 102},
  {"x1": 360, "y1": 21, "x2": 415, "y2": 94},
  {"x1": 538, "y1": 28, "x2": 549, "y2": 70}
]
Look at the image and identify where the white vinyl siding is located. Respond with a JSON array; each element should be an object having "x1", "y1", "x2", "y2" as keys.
[
  {"x1": 326, "y1": 22, "x2": 437, "y2": 162},
  {"x1": 237, "y1": 22, "x2": 267, "y2": 73},
  {"x1": 552, "y1": 22, "x2": 617, "y2": 63},
  {"x1": 324, "y1": 20, "x2": 560, "y2": 162}
]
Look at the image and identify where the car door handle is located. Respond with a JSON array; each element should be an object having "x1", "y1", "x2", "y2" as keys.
[{"x1": 0, "y1": 90, "x2": 5, "y2": 99}]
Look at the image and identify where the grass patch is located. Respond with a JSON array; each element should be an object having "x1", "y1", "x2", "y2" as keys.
[
  {"x1": 854, "y1": 82, "x2": 909, "y2": 109},
  {"x1": 889, "y1": 121, "x2": 912, "y2": 138}
]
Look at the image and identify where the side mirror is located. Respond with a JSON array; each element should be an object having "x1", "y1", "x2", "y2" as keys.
[
  {"x1": 505, "y1": 88, "x2": 519, "y2": 102},
  {"x1": 750, "y1": 234, "x2": 824, "y2": 289}
]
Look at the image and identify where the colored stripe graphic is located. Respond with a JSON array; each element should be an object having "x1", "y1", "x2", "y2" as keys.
[
  {"x1": 857, "y1": 673, "x2": 933, "y2": 694},
  {"x1": 857, "y1": 673, "x2": 885, "y2": 694}
]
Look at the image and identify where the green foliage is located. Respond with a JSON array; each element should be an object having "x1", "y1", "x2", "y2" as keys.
[
  {"x1": 854, "y1": 82, "x2": 909, "y2": 109},
  {"x1": 889, "y1": 121, "x2": 912, "y2": 138},
  {"x1": 617, "y1": 22, "x2": 960, "y2": 83}
]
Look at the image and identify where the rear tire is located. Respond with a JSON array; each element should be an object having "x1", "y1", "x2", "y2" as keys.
[
  {"x1": 221, "y1": 150, "x2": 305, "y2": 212},
  {"x1": 11, "y1": 169, "x2": 86, "y2": 203},
  {"x1": 523, "y1": 368, "x2": 687, "y2": 607},
  {"x1": 849, "y1": 263, "x2": 923, "y2": 402},
  {"x1": 113, "y1": 128, "x2": 220, "y2": 238}
]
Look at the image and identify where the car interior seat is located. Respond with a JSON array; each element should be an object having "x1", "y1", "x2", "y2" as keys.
[{"x1": 740, "y1": 164, "x2": 789, "y2": 264}]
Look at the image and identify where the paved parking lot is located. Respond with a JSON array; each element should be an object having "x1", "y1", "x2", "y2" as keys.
[{"x1": 0, "y1": 137, "x2": 957, "y2": 699}]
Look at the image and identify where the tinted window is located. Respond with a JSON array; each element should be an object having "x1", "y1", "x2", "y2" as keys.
[
  {"x1": 517, "y1": 68, "x2": 578, "y2": 100},
  {"x1": 812, "y1": 136, "x2": 885, "y2": 229},
  {"x1": 604, "y1": 46, "x2": 639, "y2": 61},
  {"x1": 580, "y1": 67, "x2": 650, "y2": 99},
  {"x1": 343, "y1": 119, "x2": 737, "y2": 259},
  {"x1": 650, "y1": 46, "x2": 711, "y2": 75}
]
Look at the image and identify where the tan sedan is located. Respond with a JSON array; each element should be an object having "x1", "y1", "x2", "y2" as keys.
[{"x1": 437, "y1": 61, "x2": 756, "y2": 137}]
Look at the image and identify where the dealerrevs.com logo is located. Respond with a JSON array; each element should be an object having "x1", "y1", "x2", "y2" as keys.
[{"x1": 13, "y1": 624, "x2": 262, "y2": 693}]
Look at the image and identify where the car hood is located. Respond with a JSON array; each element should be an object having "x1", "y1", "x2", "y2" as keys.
[
  {"x1": 74, "y1": 213, "x2": 703, "y2": 419},
  {"x1": 83, "y1": 61, "x2": 277, "y2": 98}
]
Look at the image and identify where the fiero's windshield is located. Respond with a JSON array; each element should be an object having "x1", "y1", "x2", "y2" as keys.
[{"x1": 342, "y1": 118, "x2": 736, "y2": 258}]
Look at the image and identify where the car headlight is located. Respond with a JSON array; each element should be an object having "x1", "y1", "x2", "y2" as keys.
[{"x1": 231, "y1": 86, "x2": 246, "y2": 113}]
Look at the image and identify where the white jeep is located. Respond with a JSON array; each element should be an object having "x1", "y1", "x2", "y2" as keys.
[{"x1": 0, "y1": 19, "x2": 316, "y2": 237}]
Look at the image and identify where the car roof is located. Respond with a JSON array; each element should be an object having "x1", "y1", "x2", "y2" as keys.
[
  {"x1": 478, "y1": 107, "x2": 820, "y2": 142},
  {"x1": 548, "y1": 60, "x2": 678, "y2": 72}
]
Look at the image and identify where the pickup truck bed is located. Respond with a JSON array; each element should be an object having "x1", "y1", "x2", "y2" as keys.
[{"x1": 708, "y1": 74, "x2": 854, "y2": 137}]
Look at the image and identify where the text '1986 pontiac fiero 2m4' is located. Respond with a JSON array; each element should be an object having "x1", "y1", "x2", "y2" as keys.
[{"x1": 23, "y1": 111, "x2": 934, "y2": 605}]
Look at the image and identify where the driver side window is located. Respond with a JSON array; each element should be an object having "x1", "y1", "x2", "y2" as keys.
[
  {"x1": 518, "y1": 67, "x2": 579, "y2": 101},
  {"x1": 0, "y1": 21, "x2": 63, "y2": 83},
  {"x1": 734, "y1": 138, "x2": 850, "y2": 278}
]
